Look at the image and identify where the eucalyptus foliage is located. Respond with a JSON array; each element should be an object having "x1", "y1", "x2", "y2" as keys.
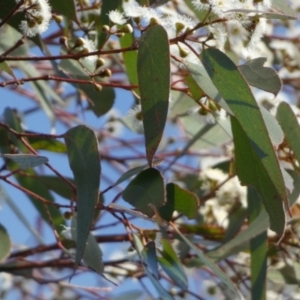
[{"x1": 0, "y1": 0, "x2": 299, "y2": 299}]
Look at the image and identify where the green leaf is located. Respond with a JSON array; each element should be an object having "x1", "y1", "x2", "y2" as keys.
[
  {"x1": 260, "y1": 106, "x2": 284, "y2": 147},
  {"x1": 0, "y1": 223, "x2": 11, "y2": 262},
  {"x1": 0, "y1": 61, "x2": 16, "y2": 79},
  {"x1": 85, "y1": 85, "x2": 115, "y2": 117},
  {"x1": 172, "y1": 224, "x2": 244, "y2": 299},
  {"x1": 97, "y1": 0, "x2": 121, "y2": 48},
  {"x1": 248, "y1": 186, "x2": 267, "y2": 300},
  {"x1": 119, "y1": 25, "x2": 139, "y2": 94},
  {"x1": 159, "y1": 183, "x2": 199, "y2": 221},
  {"x1": 122, "y1": 168, "x2": 165, "y2": 217},
  {"x1": 132, "y1": 234, "x2": 174, "y2": 300},
  {"x1": 28, "y1": 136, "x2": 67, "y2": 153},
  {"x1": 64, "y1": 125, "x2": 101, "y2": 269},
  {"x1": 223, "y1": 206, "x2": 247, "y2": 242},
  {"x1": 239, "y1": 57, "x2": 282, "y2": 96},
  {"x1": 142, "y1": 241, "x2": 160, "y2": 280},
  {"x1": 37, "y1": 175, "x2": 74, "y2": 200},
  {"x1": 184, "y1": 60, "x2": 233, "y2": 114},
  {"x1": 276, "y1": 102, "x2": 300, "y2": 167},
  {"x1": 2, "y1": 154, "x2": 48, "y2": 170},
  {"x1": 50, "y1": 0, "x2": 77, "y2": 21},
  {"x1": 71, "y1": 216, "x2": 104, "y2": 274},
  {"x1": 231, "y1": 116, "x2": 285, "y2": 234},
  {"x1": 157, "y1": 238, "x2": 188, "y2": 290},
  {"x1": 137, "y1": 25, "x2": 170, "y2": 166},
  {"x1": 202, "y1": 48, "x2": 286, "y2": 235},
  {"x1": 16, "y1": 174, "x2": 65, "y2": 233}
]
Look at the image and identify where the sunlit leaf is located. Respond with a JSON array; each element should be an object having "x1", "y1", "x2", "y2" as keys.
[
  {"x1": 64, "y1": 125, "x2": 101, "y2": 269},
  {"x1": 122, "y1": 168, "x2": 165, "y2": 216},
  {"x1": 2, "y1": 154, "x2": 48, "y2": 170},
  {"x1": 184, "y1": 60, "x2": 233, "y2": 114},
  {"x1": 0, "y1": 223, "x2": 11, "y2": 262},
  {"x1": 276, "y1": 102, "x2": 300, "y2": 167},
  {"x1": 239, "y1": 57, "x2": 282, "y2": 95},
  {"x1": 138, "y1": 25, "x2": 170, "y2": 166},
  {"x1": 159, "y1": 183, "x2": 199, "y2": 221},
  {"x1": 202, "y1": 48, "x2": 286, "y2": 235}
]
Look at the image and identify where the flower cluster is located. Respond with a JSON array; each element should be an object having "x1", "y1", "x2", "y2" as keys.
[{"x1": 17, "y1": 0, "x2": 52, "y2": 37}]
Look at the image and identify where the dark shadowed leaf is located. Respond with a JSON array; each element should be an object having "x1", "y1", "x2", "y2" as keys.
[
  {"x1": 122, "y1": 168, "x2": 165, "y2": 216},
  {"x1": 85, "y1": 85, "x2": 115, "y2": 117},
  {"x1": 248, "y1": 186, "x2": 267, "y2": 300},
  {"x1": 202, "y1": 48, "x2": 286, "y2": 235},
  {"x1": 50, "y1": 0, "x2": 77, "y2": 21},
  {"x1": 64, "y1": 125, "x2": 101, "y2": 269},
  {"x1": 16, "y1": 174, "x2": 65, "y2": 233},
  {"x1": 276, "y1": 102, "x2": 300, "y2": 166},
  {"x1": 0, "y1": 223, "x2": 11, "y2": 262},
  {"x1": 231, "y1": 116, "x2": 285, "y2": 234},
  {"x1": 137, "y1": 25, "x2": 170, "y2": 166},
  {"x1": 37, "y1": 175, "x2": 74, "y2": 200},
  {"x1": 158, "y1": 238, "x2": 188, "y2": 290},
  {"x1": 159, "y1": 183, "x2": 199, "y2": 221},
  {"x1": 239, "y1": 57, "x2": 282, "y2": 95}
]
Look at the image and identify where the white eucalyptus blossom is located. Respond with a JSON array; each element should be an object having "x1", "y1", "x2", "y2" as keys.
[
  {"x1": 18, "y1": 0, "x2": 52, "y2": 37},
  {"x1": 108, "y1": 10, "x2": 127, "y2": 25}
]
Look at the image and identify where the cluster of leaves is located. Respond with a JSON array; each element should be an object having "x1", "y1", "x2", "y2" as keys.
[{"x1": 0, "y1": 0, "x2": 300, "y2": 299}]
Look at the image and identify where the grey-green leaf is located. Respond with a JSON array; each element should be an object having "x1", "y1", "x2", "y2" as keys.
[
  {"x1": 137, "y1": 25, "x2": 170, "y2": 166},
  {"x1": 2, "y1": 154, "x2": 48, "y2": 170},
  {"x1": 276, "y1": 102, "x2": 300, "y2": 167},
  {"x1": 71, "y1": 216, "x2": 104, "y2": 274},
  {"x1": 64, "y1": 125, "x2": 101, "y2": 269},
  {"x1": 239, "y1": 57, "x2": 282, "y2": 96}
]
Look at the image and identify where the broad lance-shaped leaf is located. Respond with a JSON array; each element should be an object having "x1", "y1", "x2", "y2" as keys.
[
  {"x1": 201, "y1": 48, "x2": 287, "y2": 235},
  {"x1": 276, "y1": 102, "x2": 300, "y2": 167},
  {"x1": 64, "y1": 125, "x2": 101, "y2": 269},
  {"x1": 231, "y1": 116, "x2": 285, "y2": 234},
  {"x1": 122, "y1": 168, "x2": 165, "y2": 216},
  {"x1": 137, "y1": 25, "x2": 170, "y2": 166},
  {"x1": 239, "y1": 57, "x2": 282, "y2": 96}
]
